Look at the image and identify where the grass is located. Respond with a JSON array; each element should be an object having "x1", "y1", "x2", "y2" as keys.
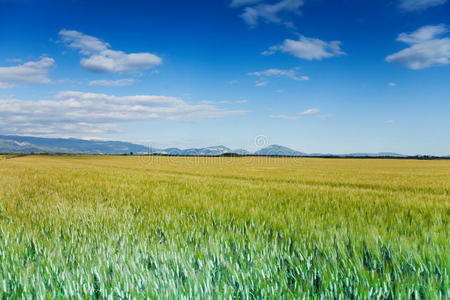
[{"x1": 0, "y1": 155, "x2": 448, "y2": 298}]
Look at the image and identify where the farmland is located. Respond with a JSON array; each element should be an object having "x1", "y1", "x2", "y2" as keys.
[{"x1": 0, "y1": 155, "x2": 448, "y2": 298}]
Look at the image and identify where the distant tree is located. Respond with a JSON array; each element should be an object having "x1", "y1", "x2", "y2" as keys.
[{"x1": 221, "y1": 153, "x2": 242, "y2": 157}]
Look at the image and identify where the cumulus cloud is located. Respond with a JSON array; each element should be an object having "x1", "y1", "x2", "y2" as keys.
[
  {"x1": 88, "y1": 78, "x2": 136, "y2": 86},
  {"x1": 248, "y1": 68, "x2": 309, "y2": 81},
  {"x1": 399, "y1": 0, "x2": 447, "y2": 11},
  {"x1": 59, "y1": 29, "x2": 162, "y2": 73},
  {"x1": 388, "y1": 82, "x2": 397, "y2": 86},
  {"x1": 397, "y1": 24, "x2": 448, "y2": 44},
  {"x1": 232, "y1": 0, "x2": 304, "y2": 27},
  {"x1": 263, "y1": 35, "x2": 345, "y2": 60},
  {"x1": 0, "y1": 57, "x2": 54, "y2": 88},
  {"x1": 386, "y1": 24, "x2": 450, "y2": 69},
  {"x1": 0, "y1": 91, "x2": 246, "y2": 135}
]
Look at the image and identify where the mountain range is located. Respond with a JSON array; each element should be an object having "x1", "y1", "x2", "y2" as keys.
[{"x1": 0, "y1": 135, "x2": 440, "y2": 157}]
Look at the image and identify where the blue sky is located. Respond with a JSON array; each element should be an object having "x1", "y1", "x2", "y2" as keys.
[{"x1": 0, "y1": 0, "x2": 449, "y2": 155}]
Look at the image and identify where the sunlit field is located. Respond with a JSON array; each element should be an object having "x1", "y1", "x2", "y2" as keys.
[{"x1": 0, "y1": 155, "x2": 448, "y2": 298}]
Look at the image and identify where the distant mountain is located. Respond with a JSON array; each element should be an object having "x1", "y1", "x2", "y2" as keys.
[
  {"x1": 159, "y1": 148, "x2": 184, "y2": 155},
  {"x1": 233, "y1": 149, "x2": 250, "y2": 155},
  {"x1": 160, "y1": 146, "x2": 232, "y2": 156},
  {"x1": 0, "y1": 136, "x2": 237, "y2": 155},
  {"x1": 254, "y1": 145, "x2": 305, "y2": 156},
  {"x1": 339, "y1": 152, "x2": 407, "y2": 157},
  {"x1": 0, "y1": 135, "x2": 150, "y2": 154},
  {"x1": 308, "y1": 153, "x2": 334, "y2": 157},
  {"x1": 162, "y1": 147, "x2": 249, "y2": 155},
  {"x1": 0, "y1": 135, "x2": 421, "y2": 157},
  {"x1": 183, "y1": 146, "x2": 232, "y2": 156}
]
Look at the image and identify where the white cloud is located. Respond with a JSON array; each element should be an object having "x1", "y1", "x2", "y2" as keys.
[
  {"x1": 59, "y1": 29, "x2": 162, "y2": 73},
  {"x1": 397, "y1": 24, "x2": 448, "y2": 44},
  {"x1": 270, "y1": 108, "x2": 319, "y2": 120},
  {"x1": 248, "y1": 68, "x2": 309, "y2": 81},
  {"x1": 0, "y1": 91, "x2": 246, "y2": 135},
  {"x1": 255, "y1": 80, "x2": 269, "y2": 87},
  {"x1": 0, "y1": 57, "x2": 54, "y2": 88},
  {"x1": 385, "y1": 120, "x2": 394, "y2": 124},
  {"x1": 270, "y1": 114, "x2": 300, "y2": 120},
  {"x1": 263, "y1": 35, "x2": 345, "y2": 60},
  {"x1": 386, "y1": 25, "x2": 450, "y2": 69},
  {"x1": 234, "y1": 0, "x2": 304, "y2": 27},
  {"x1": 299, "y1": 108, "x2": 319, "y2": 115},
  {"x1": 399, "y1": 0, "x2": 447, "y2": 11},
  {"x1": 249, "y1": 67, "x2": 308, "y2": 87},
  {"x1": 88, "y1": 78, "x2": 136, "y2": 87},
  {"x1": 388, "y1": 82, "x2": 397, "y2": 87}
]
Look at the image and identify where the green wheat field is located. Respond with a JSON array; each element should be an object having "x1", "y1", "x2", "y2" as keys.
[{"x1": 0, "y1": 155, "x2": 448, "y2": 298}]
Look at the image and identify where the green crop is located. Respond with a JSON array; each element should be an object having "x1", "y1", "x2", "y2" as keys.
[{"x1": 0, "y1": 155, "x2": 448, "y2": 298}]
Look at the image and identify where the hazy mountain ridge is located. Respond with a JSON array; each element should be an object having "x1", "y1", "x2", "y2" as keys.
[
  {"x1": 0, "y1": 135, "x2": 150, "y2": 154},
  {"x1": 0, "y1": 135, "x2": 441, "y2": 157},
  {"x1": 254, "y1": 145, "x2": 306, "y2": 156}
]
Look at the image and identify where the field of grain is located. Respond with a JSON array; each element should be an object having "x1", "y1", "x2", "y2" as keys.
[{"x1": 0, "y1": 155, "x2": 448, "y2": 298}]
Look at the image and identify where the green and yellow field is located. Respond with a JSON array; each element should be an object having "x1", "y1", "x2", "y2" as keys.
[{"x1": 0, "y1": 155, "x2": 448, "y2": 298}]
